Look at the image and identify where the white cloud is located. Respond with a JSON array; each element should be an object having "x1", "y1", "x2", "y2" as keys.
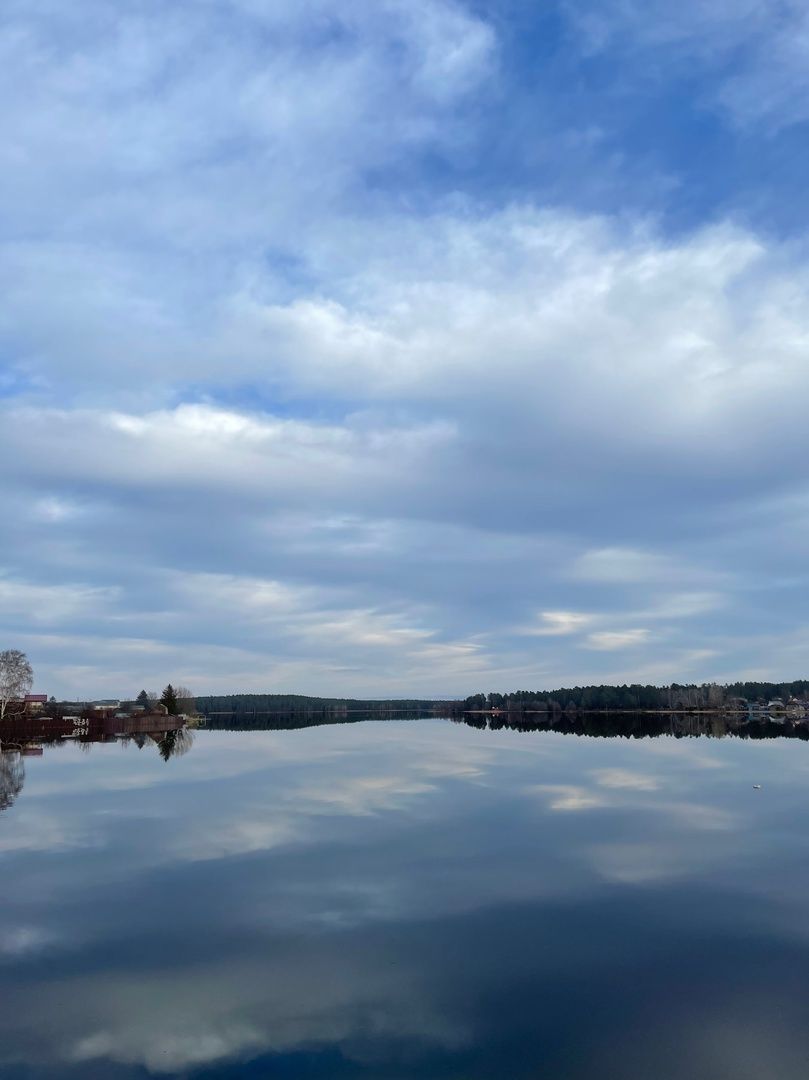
[
  {"x1": 34, "y1": 497, "x2": 80, "y2": 523},
  {"x1": 3, "y1": 198, "x2": 808, "y2": 692},
  {"x1": 0, "y1": 0, "x2": 494, "y2": 249},
  {"x1": 529, "y1": 611, "x2": 596, "y2": 636},
  {"x1": 0, "y1": 403, "x2": 455, "y2": 506},
  {"x1": 592, "y1": 768, "x2": 659, "y2": 791},
  {"x1": 585, "y1": 629, "x2": 651, "y2": 651},
  {"x1": 642, "y1": 593, "x2": 726, "y2": 620},
  {"x1": 0, "y1": 575, "x2": 117, "y2": 622},
  {"x1": 3, "y1": 1, "x2": 809, "y2": 692},
  {"x1": 292, "y1": 775, "x2": 436, "y2": 817},
  {"x1": 530, "y1": 784, "x2": 607, "y2": 812},
  {"x1": 573, "y1": 548, "x2": 685, "y2": 585}
]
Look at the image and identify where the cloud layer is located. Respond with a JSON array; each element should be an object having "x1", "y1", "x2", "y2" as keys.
[{"x1": 2, "y1": 0, "x2": 808, "y2": 696}]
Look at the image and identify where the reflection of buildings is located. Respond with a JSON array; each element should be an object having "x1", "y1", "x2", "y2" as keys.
[
  {"x1": 1, "y1": 711, "x2": 187, "y2": 744},
  {"x1": 0, "y1": 714, "x2": 194, "y2": 813}
]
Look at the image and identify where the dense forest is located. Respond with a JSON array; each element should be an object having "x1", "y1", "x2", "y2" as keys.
[
  {"x1": 464, "y1": 680, "x2": 809, "y2": 712},
  {"x1": 195, "y1": 682, "x2": 809, "y2": 725},
  {"x1": 195, "y1": 694, "x2": 458, "y2": 725}
]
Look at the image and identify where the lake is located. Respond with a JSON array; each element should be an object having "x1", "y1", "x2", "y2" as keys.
[{"x1": 3, "y1": 715, "x2": 809, "y2": 1078}]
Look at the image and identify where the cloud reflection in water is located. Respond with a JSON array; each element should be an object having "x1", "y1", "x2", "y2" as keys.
[{"x1": 2, "y1": 719, "x2": 809, "y2": 1078}]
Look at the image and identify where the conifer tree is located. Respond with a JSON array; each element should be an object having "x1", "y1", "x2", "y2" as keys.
[{"x1": 160, "y1": 684, "x2": 178, "y2": 716}]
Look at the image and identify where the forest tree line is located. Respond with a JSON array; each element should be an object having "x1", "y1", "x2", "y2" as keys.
[
  {"x1": 464, "y1": 680, "x2": 809, "y2": 712},
  {"x1": 194, "y1": 694, "x2": 457, "y2": 720}
]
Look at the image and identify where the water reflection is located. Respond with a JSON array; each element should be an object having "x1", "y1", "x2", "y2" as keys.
[
  {"x1": 0, "y1": 750, "x2": 24, "y2": 811},
  {"x1": 154, "y1": 725, "x2": 195, "y2": 761},
  {"x1": 2, "y1": 716, "x2": 809, "y2": 1078},
  {"x1": 2, "y1": 707, "x2": 798, "y2": 817},
  {"x1": 0, "y1": 715, "x2": 195, "y2": 815},
  {"x1": 456, "y1": 709, "x2": 809, "y2": 740}
]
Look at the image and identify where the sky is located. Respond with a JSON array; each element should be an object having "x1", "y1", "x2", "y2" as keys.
[{"x1": 3, "y1": 0, "x2": 809, "y2": 700}]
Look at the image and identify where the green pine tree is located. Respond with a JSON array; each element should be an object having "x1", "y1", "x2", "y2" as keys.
[{"x1": 160, "y1": 684, "x2": 178, "y2": 716}]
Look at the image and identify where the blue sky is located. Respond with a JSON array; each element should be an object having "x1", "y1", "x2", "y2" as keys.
[{"x1": 3, "y1": 0, "x2": 809, "y2": 698}]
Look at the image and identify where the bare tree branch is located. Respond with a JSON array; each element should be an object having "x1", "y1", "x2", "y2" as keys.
[{"x1": 0, "y1": 650, "x2": 34, "y2": 722}]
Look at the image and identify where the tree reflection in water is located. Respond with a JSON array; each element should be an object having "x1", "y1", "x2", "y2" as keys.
[
  {"x1": 0, "y1": 750, "x2": 24, "y2": 812},
  {"x1": 155, "y1": 727, "x2": 195, "y2": 761},
  {"x1": 0, "y1": 721, "x2": 195, "y2": 814},
  {"x1": 125, "y1": 727, "x2": 195, "y2": 758}
]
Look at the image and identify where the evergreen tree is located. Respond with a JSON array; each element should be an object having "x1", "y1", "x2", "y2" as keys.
[
  {"x1": 160, "y1": 684, "x2": 178, "y2": 715},
  {"x1": 136, "y1": 690, "x2": 150, "y2": 708}
]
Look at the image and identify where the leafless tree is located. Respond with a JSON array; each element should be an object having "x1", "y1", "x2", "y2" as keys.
[
  {"x1": 0, "y1": 650, "x2": 34, "y2": 721},
  {"x1": 0, "y1": 751, "x2": 24, "y2": 812},
  {"x1": 175, "y1": 686, "x2": 196, "y2": 716}
]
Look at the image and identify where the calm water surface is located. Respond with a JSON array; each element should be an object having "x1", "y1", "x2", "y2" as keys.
[{"x1": 3, "y1": 718, "x2": 809, "y2": 1078}]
